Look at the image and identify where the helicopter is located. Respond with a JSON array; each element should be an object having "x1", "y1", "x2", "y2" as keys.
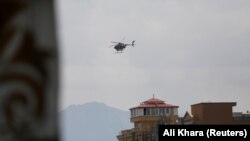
[{"x1": 110, "y1": 39, "x2": 135, "y2": 53}]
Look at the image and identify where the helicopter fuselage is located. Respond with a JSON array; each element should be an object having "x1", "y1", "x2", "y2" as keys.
[{"x1": 114, "y1": 43, "x2": 127, "y2": 52}]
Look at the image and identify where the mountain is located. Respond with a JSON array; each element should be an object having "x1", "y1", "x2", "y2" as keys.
[{"x1": 60, "y1": 102, "x2": 132, "y2": 141}]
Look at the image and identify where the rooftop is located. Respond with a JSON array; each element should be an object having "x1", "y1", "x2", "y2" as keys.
[
  {"x1": 130, "y1": 96, "x2": 178, "y2": 109},
  {"x1": 191, "y1": 102, "x2": 237, "y2": 106}
]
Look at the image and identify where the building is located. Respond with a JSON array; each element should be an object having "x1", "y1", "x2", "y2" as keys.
[
  {"x1": 117, "y1": 96, "x2": 179, "y2": 141},
  {"x1": 182, "y1": 102, "x2": 250, "y2": 124}
]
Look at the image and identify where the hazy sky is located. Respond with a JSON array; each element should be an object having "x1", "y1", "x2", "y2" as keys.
[{"x1": 57, "y1": 0, "x2": 250, "y2": 115}]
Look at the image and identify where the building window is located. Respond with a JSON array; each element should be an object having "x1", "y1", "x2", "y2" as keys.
[
  {"x1": 165, "y1": 108, "x2": 169, "y2": 113},
  {"x1": 159, "y1": 108, "x2": 165, "y2": 115},
  {"x1": 169, "y1": 108, "x2": 173, "y2": 114},
  {"x1": 131, "y1": 109, "x2": 134, "y2": 117},
  {"x1": 146, "y1": 108, "x2": 150, "y2": 115},
  {"x1": 151, "y1": 108, "x2": 156, "y2": 115}
]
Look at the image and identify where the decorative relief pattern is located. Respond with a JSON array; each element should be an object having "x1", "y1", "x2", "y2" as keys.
[{"x1": 0, "y1": 1, "x2": 58, "y2": 140}]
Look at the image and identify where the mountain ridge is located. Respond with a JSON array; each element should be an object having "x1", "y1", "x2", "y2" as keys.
[{"x1": 60, "y1": 102, "x2": 132, "y2": 141}]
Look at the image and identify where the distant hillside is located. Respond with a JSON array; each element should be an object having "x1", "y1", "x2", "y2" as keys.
[{"x1": 60, "y1": 102, "x2": 132, "y2": 141}]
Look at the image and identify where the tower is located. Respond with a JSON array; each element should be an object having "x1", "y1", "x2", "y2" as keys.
[{"x1": 117, "y1": 96, "x2": 179, "y2": 141}]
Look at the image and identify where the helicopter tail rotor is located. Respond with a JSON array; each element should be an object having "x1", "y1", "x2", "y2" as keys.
[{"x1": 131, "y1": 40, "x2": 135, "y2": 47}]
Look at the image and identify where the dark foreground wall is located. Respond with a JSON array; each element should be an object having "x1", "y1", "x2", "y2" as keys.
[{"x1": 0, "y1": 0, "x2": 59, "y2": 141}]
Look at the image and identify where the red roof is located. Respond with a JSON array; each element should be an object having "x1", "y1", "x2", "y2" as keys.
[{"x1": 130, "y1": 97, "x2": 178, "y2": 109}]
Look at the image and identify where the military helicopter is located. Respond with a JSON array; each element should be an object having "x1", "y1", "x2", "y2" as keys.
[{"x1": 110, "y1": 39, "x2": 135, "y2": 53}]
